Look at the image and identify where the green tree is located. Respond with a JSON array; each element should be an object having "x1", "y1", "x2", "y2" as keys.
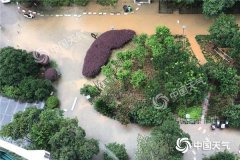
[
  {"x1": 135, "y1": 119, "x2": 190, "y2": 160},
  {"x1": 203, "y1": 62, "x2": 239, "y2": 97},
  {"x1": 203, "y1": 0, "x2": 236, "y2": 17},
  {"x1": 130, "y1": 70, "x2": 146, "y2": 89},
  {"x1": 97, "y1": 0, "x2": 117, "y2": 6},
  {"x1": 230, "y1": 31, "x2": 240, "y2": 73},
  {"x1": 104, "y1": 142, "x2": 128, "y2": 160},
  {"x1": 0, "y1": 47, "x2": 40, "y2": 88},
  {"x1": 223, "y1": 105, "x2": 240, "y2": 128},
  {"x1": 203, "y1": 151, "x2": 237, "y2": 160},
  {"x1": 30, "y1": 109, "x2": 64, "y2": 150},
  {"x1": 130, "y1": 103, "x2": 174, "y2": 126},
  {"x1": 18, "y1": 77, "x2": 53, "y2": 102},
  {"x1": 45, "y1": 96, "x2": 60, "y2": 109},
  {"x1": 209, "y1": 14, "x2": 239, "y2": 47},
  {"x1": 49, "y1": 119, "x2": 99, "y2": 160},
  {"x1": 0, "y1": 108, "x2": 99, "y2": 159},
  {"x1": 0, "y1": 107, "x2": 41, "y2": 140}
]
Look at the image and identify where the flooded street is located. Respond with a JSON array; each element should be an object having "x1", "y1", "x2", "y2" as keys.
[{"x1": 1, "y1": 1, "x2": 240, "y2": 159}]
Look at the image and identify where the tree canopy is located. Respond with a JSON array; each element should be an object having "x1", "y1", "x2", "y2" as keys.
[
  {"x1": 209, "y1": 14, "x2": 239, "y2": 47},
  {"x1": 203, "y1": 0, "x2": 236, "y2": 17},
  {"x1": 223, "y1": 105, "x2": 240, "y2": 128},
  {"x1": 135, "y1": 119, "x2": 190, "y2": 160},
  {"x1": 203, "y1": 151, "x2": 238, "y2": 160},
  {"x1": 0, "y1": 47, "x2": 54, "y2": 102},
  {"x1": 0, "y1": 107, "x2": 99, "y2": 160}
]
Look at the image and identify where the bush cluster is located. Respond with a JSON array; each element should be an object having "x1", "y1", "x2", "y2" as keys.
[
  {"x1": 82, "y1": 29, "x2": 136, "y2": 77},
  {"x1": 45, "y1": 96, "x2": 60, "y2": 109},
  {"x1": 80, "y1": 84, "x2": 101, "y2": 102},
  {"x1": 0, "y1": 107, "x2": 99, "y2": 160},
  {"x1": 0, "y1": 47, "x2": 54, "y2": 102},
  {"x1": 97, "y1": 0, "x2": 117, "y2": 6},
  {"x1": 104, "y1": 142, "x2": 128, "y2": 160},
  {"x1": 41, "y1": 0, "x2": 89, "y2": 7}
]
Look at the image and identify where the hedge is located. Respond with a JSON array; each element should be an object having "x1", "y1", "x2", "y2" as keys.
[{"x1": 82, "y1": 29, "x2": 136, "y2": 77}]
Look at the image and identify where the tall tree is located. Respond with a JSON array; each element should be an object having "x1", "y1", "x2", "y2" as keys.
[
  {"x1": 135, "y1": 119, "x2": 190, "y2": 160},
  {"x1": 49, "y1": 119, "x2": 99, "y2": 160},
  {"x1": 209, "y1": 14, "x2": 239, "y2": 47},
  {"x1": 203, "y1": 0, "x2": 236, "y2": 17}
]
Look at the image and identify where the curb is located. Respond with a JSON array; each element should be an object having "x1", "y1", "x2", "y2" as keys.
[{"x1": 17, "y1": 2, "x2": 141, "y2": 18}]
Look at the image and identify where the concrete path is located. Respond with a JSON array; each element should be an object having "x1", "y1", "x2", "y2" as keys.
[{"x1": 181, "y1": 124, "x2": 240, "y2": 160}]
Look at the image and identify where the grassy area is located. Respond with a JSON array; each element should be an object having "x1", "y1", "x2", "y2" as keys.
[{"x1": 178, "y1": 106, "x2": 202, "y2": 120}]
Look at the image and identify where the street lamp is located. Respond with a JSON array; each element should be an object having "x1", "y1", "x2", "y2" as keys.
[
  {"x1": 182, "y1": 25, "x2": 187, "y2": 49},
  {"x1": 182, "y1": 25, "x2": 187, "y2": 35}
]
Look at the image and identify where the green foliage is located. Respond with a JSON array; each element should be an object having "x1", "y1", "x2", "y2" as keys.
[
  {"x1": 80, "y1": 84, "x2": 101, "y2": 102},
  {"x1": 0, "y1": 47, "x2": 54, "y2": 102},
  {"x1": 130, "y1": 70, "x2": 146, "y2": 88},
  {"x1": 94, "y1": 97, "x2": 116, "y2": 118},
  {"x1": 49, "y1": 119, "x2": 99, "y2": 160},
  {"x1": 209, "y1": 14, "x2": 239, "y2": 47},
  {"x1": 207, "y1": 94, "x2": 233, "y2": 117},
  {"x1": 178, "y1": 106, "x2": 202, "y2": 120},
  {"x1": 0, "y1": 47, "x2": 40, "y2": 87},
  {"x1": 104, "y1": 142, "x2": 128, "y2": 160},
  {"x1": 18, "y1": 77, "x2": 53, "y2": 102},
  {"x1": 97, "y1": 0, "x2": 117, "y2": 6},
  {"x1": 203, "y1": 0, "x2": 236, "y2": 17},
  {"x1": 0, "y1": 107, "x2": 41, "y2": 140},
  {"x1": 203, "y1": 151, "x2": 237, "y2": 160},
  {"x1": 133, "y1": 34, "x2": 148, "y2": 46},
  {"x1": 0, "y1": 108, "x2": 99, "y2": 159},
  {"x1": 230, "y1": 31, "x2": 240, "y2": 73},
  {"x1": 45, "y1": 96, "x2": 60, "y2": 109},
  {"x1": 223, "y1": 105, "x2": 240, "y2": 128},
  {"x1": 30, "y1": 109, "x2": 64, "y2": 150},
  {"x1": 135, "y1": 119, "x2": 190, "y2": 160},
  {"x1": 130, "y1": 103, "x2": 174, "y2": 126},
  {"x1": 74, "y1": 0, "x2": 89, "y2": 6},
  {"x1": 203, "y1": 62, "x2": 239, "y2": 97},
  {"x1": 41, "y1": 0, "x2": 89, "y2": 7}
]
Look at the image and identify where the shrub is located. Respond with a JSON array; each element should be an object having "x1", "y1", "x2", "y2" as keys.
[
  {"x1": 209, "y1": 14, "x2": 239, "y2": 47},
  {"x1": 223, "y1": 105, "x2": 240, "y2": 128},
  {"x1": 130, "y1": 70, "x2": 146, "y2": 88},
  {"x1": 80, "y1": 84, "x2": 101, "y2": 102},
  {"x1": 203, "y1": 151, "x2": 237, "y2": 160},
  {"x1": 97, "y1": 0, "x2": 117, "y2": 6},
  {"x1": 130, "y1": 103, "x2": 174, "y2": 126},
  {"x1": 82, "y1": 29, "x2": 136, "y2": 77},
  {"x1": 94, "y1": 97, "x2": 116, "y2": 117},
  {"x1": 0, "y1": 47, "x2": 40, "y2": 87},
  {"x1": 104, "y1": 142, "x2": 128, "y2": 160},
  {"x1": 18, "y1": 77, "x2": 53, "y2": 102},
  {"x1": 45, "y1": 68, "x2": 59, "y2": 81},
  {"x1": 45, "y1": 96, "x2": 60, "y2": 109},
  {"x1": 74, "y1": 0, "x2": 89, "y2": 6},
  {"x1": 178, "y1": 106, "x2": 202, "y2": 120}
]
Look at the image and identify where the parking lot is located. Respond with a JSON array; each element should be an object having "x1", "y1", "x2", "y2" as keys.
[{"x1": 0, "y1": 96, "x2": 44, "y2": 128}]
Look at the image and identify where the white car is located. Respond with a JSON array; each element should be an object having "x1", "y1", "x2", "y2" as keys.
[
  {"x1": 1, "y1": 0, "x2": 11, "y2": 4},
  {"x1": 23, "y1": 13, "x2": 35, "y2": 19}
]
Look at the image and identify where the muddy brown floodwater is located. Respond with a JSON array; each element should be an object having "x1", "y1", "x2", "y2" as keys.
[{"x1": 2, "y1": 2, "x2": 240, "y2": 159}]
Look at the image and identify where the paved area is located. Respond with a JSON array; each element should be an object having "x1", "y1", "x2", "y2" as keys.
[
  {"x1": 181, "y1": 124, "x2": 240, "y2": 160},
  {"x1": 0, "y1": 96, "x2": 44, "y2": 129},
  {"x1": 1, "y1": 2, "x2": 240, "y2": 160}
]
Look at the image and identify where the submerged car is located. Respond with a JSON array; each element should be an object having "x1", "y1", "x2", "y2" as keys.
[
  {"x1": 1, "y1": 0, "x2": 11, "y2": 3},
  {"x1": 23, "y1": 13, "x2": 35, "y2": 19}
]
